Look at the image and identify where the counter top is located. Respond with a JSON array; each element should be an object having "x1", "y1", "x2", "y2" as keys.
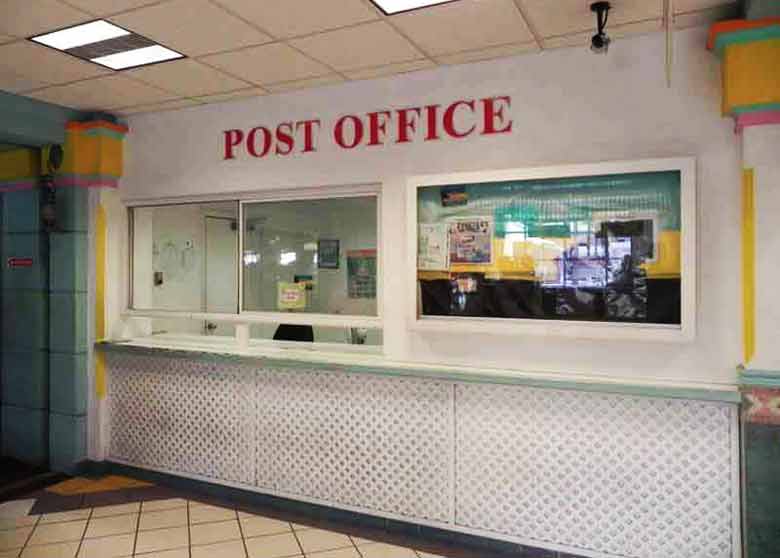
[{"x1": 97, "y1": 335, "x2": 741, "y2": 403}]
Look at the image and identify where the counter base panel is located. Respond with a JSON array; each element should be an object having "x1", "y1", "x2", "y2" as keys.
[{"x1": 106, "y1": 352, "x2": 741, "y2": 558}]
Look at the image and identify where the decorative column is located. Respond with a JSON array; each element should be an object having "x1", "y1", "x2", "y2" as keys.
[{"x1": 709, "y1": 15, "x2": 780, "y2": 558}]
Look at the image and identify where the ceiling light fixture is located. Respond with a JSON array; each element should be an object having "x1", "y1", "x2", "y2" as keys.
[
  {"x1": 29, "y1": 19, "x2": 185, "y2": 71},
  {"x1": 31, "y1": 20, "x2": 130, "y2": 50},
  {"x1": 369, "y1": 0, "x2": 461, "y2": 16},
  {"x1": 590, "y1": 2, "x2": 612, "y2": 54}
]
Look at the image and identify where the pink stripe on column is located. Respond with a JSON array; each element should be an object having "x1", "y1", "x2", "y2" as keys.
[{"x1": 735, "y1": 111, "x2": 780, "y2": 133}]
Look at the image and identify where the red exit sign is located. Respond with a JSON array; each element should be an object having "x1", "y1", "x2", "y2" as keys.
[{"x1": 7, "y1": 257, "x2": 33, "y2": 268}]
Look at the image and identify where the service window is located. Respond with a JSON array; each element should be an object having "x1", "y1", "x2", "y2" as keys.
[
  {"x1": 413, "y1": 163, "x2": 693, "y2": 334},
  {"x1": 241, "y1": 195, "x2": 379, "y2": 319}
]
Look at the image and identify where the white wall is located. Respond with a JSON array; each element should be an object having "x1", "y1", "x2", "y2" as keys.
[{"x1": 121, "y1": 26, "x2": 741, "y2": 386}]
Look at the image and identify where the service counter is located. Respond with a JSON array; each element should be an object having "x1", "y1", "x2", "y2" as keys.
[{"x1": 97, "y1": 337, "x2": 741, "y2": 558}]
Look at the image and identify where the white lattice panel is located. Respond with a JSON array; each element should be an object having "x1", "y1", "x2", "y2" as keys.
[
  {"x1": 456, "y1": 384, "x2": 737, "y2": 558},
  {"x1": 108, "y1": 353, "x2": 255, "y2": 484},
  {"x1": 256, "y1": 368, "x2": 454, "y2": 522}
]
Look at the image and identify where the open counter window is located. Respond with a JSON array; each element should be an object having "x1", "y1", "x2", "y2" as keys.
[{"x1": 409, "y1": 159, "x2": 696, "y2": 341}]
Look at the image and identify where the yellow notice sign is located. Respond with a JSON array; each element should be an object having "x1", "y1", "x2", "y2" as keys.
[{"x1": 278, "y1": 281, "x2": 307, "y2": 310}]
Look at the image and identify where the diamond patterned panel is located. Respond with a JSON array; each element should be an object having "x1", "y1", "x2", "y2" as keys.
[
  {"x1": 108, "y1": 353, "x2": 255, "y2": 484},
  {"x1": 257, "y1": 368, "x2": 454, "y2": 523},
  {"x1": 456, "y1": 384, "x2": 737, "y2": 558}
]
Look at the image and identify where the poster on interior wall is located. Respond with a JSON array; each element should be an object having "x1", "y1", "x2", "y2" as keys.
[
  {"x1": 294, "y1": 274, "x2": 315, "y2": 291},
  {"x1": 277, "y1": 281, "x2": 307, "y2": 310},
  {"x1": 418, "y1": 223, "x2": 450, "y2": 270},
  {"x1": 449, "y1": 218, "x2": 494, "y2": 264},
  {"x1": 317, "y1": 239, "x2": 340, "y2": 269},
  {"x1": 347, "y1": 250, "x2": 377, "y2": 299},
  {"x1": 440, "y1": 186, "x2": 469, "y2": 207}
]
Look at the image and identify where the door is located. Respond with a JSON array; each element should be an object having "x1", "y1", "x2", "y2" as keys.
[{"x1": 205, "y1": 217, "x2": 238, "y2": 336}]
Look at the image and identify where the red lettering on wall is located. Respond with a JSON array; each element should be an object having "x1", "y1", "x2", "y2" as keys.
[
  {"x1": 334, "y1": 115, "x2": 364, "y2": 149},
  {"x1": 424, "y1": 104, "x2": 441, "y2": 141},
  {"x1": 396, "y1": 107, "x2": 421, "y2": 143},
  {"x1": 367, "y1": 111, "x2": 392, "y2": 146},
  {"x1": 223, "y1": 129, "x2": 243, "y2": 160},
  {"x1": 296, "y1": 119, "x2": 321, "y2": 153},
  {"x1": 247, "y1": 126, "x2": 272, "y2": 158},
  {"x1": 482, "y1": 96, "x2": 512, "y2": 135},
  {"x1": 443, "y1": 100, "x2": 476, "y2": 139},
  {"x1": 275, "y1": 122, "x2": 294, "y2": 155}
]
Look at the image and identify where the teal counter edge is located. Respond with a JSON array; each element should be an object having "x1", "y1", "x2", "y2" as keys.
[
  {"x1": 740, "y1": 367, "x2": 780, "y2": 389},
  {"x1": 96, "y1": 342, "x2": 741, "y2": 404}
]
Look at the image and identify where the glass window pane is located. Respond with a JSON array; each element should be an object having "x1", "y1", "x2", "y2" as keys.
[
  {"x1": 416, "y1": 171, "x2": 681, "y2": 325},
  {"x1": 242, "y1": 196, "x2": 378, "y2": 316},
  {"x1": 131, "y1": 202, "x2": 239, "y2": 313},
  {"x1": 249, "y1": 324, "x2": 382, "y2": 346}
]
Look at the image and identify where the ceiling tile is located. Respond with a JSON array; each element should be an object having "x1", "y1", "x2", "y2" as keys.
[
  {"x1": 64, "y1": 0, "x2": 163, "y2": 16},
  {"x1": 390, "y1": 0, "x2": 534, "y2": 56},
  {"x1": 110, "y1": 0, "x2": 272, "y2": 56},
  {"x1": 195, "y1": 87, "x2": 266, "y2": 103},
  {"x1": 0, "y1": 41, "x2": 108, "y2": 86},
  {"x1": 127, "y1": 59, "x2": 252, "y2": 97},
  {"x1": 674, "y1": 0, "x2": 737, "y2": 12},
  {"x1": 0, "y1": 34, "x2": 15, "y2": 44},
  {"x1": 436, "y1": 41, "x2": 539, "y2": 65},
  {"x1": 291, "y1": 21, "x2": 422, "y2": 71},
  {"x1": 542, "y1": 19, "x2": 662, "y2": 49},
  {"x1": 674, "y1": 4, "x2": 739, "y2": 27},
  {"x1": 265, "y1": 75, "x2": 345, "y2": 93},
  {"x1": 25, "y1": 75, "x2": 175, "y2": 110},
  {"x1": 213, "y1": 0, "x2": 379, "y2": 38},
  {"x1": 0, "y1": 68, "x2": 48, "y2": 93},
  {"x1": 0, "y1": 0, "x2": 90, "y2": 38},
  {"x1": 520, "y1": 0, "x2": 663, "y2": 38},
  {"x1": 201, "y1": 43, "x2": 331, "y2": 85},
  {"x1": 119, "y1": 98, "x2": 202, "y2": 115},
  {"x1": 346, "y1": 59, "x2": 434, "y2": 80}
]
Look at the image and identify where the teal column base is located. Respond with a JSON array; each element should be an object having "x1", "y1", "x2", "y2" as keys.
[
  {"x1": 49, "y1": 412, "x2": 86, "y2": 473},
  {"x1": 1, "y1": 405, "x2": 48, "y2": 466},
  {"x1": 1, "y1": 351, "x2": 49, "y2": 410}
]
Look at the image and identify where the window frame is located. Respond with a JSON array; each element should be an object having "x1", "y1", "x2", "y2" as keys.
[
  {"x1": 123, "y1": 184, "x2": 383, "y2": 332},
  {"x1": 406, "y1": 157, "x2": 697, "y2": 343}
]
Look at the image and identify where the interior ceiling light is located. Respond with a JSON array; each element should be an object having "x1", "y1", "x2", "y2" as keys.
[
  {"x1": 590, "y1": 1, "x2": 611, "y2": 54},
  {"x1": 29, "y1": 19, "x2": 184, "y2": 71},
  {"x1": 369, "y1": 0, "x2": 461, "y2": 15}
]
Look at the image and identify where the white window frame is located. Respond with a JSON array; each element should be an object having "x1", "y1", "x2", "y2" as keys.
[
  {"x1": 122, "y1": 184, "x2": 383, "y2": 333},
  {"x1": 406, "y1": 157, "x2": 697, "y2": 343}
]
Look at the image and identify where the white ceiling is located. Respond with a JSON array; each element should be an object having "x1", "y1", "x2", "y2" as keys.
[{"x1": 0, "y1": 0, "x2": 738, "y2": 115}]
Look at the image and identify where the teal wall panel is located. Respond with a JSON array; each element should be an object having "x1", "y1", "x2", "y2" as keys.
[
  {"x1": 2, "y1": 190, "x2": 41, "y2": 233},
  {"x1": 55, "y1": 187, "x2": 89, "y2": 233},
  {"x1": 2, "y1": 290, "x2": 47, "y2": 351},
  {"x1": 1, "y1": 233, "x2": 48, "y2": 290},
  {"x1": 49, "y1": 292, "x2": 87, "y2": 353},
  {"x1": 0, "y1": 91, "x2": 80, "y2": 147},
  {"x1": 49, "y1": 232, "x2": 87, "y2": 292},
  {"x1": 1, "y1": 405, "x2": 48, "y2": 466},
  {"x1": 745, "y1": 0, "x2": 780, "y2": 18},
  {"x1": 49, "y1": 412, "x2": 85, "y2": 473},
  {"x1": 1, "y1": 351, "x2": 48, "y2": 409},
  {"x1": 49, "y1": 352, "x2": 87, "y2": 416}
]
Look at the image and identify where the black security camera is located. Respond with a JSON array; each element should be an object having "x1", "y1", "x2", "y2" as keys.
[{"x1": 590, "y1": 1, "x2": 611, "y2": 54}]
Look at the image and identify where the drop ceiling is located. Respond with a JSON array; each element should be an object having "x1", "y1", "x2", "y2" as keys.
[{"x1": 0, "y1": 0, "x2": 738, "y2": 116}]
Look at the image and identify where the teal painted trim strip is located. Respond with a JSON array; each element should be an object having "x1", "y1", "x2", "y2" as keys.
[
  {"x1": 741, "y1": 368, "x2": 780, "y2": 388},
  {"x1": 0, "y1": 91, "x2": 82, "y2": 147},
  {"x1": 80, "y1": 128, "x2": 127, "y2": 141},
  {"x1": 714, "y1": 24, "x2": 780, "y2": 56},
  {"x1": 96, "y1": 342, "x2": 741, "y2": 403},
  {"x1": 732, "y1": 103, "x2": 780, "y2": 114}
]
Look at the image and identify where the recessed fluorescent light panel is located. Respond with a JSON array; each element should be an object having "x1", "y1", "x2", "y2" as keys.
[
  {"x1": 29, "y1": 20, "x2": 184, "y2": 71},
  {"x1": 369, "y1": 0, "x2": 460, "y2": 15}
]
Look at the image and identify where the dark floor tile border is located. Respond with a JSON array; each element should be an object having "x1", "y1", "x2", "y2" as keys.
[{"x1": 74, "y1": 460, "x2": 582, "y2": 558}]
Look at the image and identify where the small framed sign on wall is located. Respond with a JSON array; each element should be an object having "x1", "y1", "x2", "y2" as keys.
[{"x1": 318, "y1": 239, "x2": 340, "y2": 269}]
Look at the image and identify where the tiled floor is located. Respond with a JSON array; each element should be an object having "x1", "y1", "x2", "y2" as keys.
[{"x1": 0, "y1": 498, "x2": 444, "y2": 558}]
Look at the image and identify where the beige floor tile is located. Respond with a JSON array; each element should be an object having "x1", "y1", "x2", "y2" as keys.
[
  {"x1": 0, "y1": 549, "x2": 19, "y2": 558},
  {"x1": 358, "y1": 543, "x2": 419, "y2": 558},
  {"x1": 78, "y1": 533, "x2": 135, "y2": 558},
  {"x1": 19, "y1": 541, "x2": 79, "y2": 558},
  {"x1": 91, "y1": 503, "x2": 140, "y2": 518},
  {"x1": 189, "y1": 505, "x2": 236, "y2": 525},
  {"x1": 350, "y1": 536, "x2": 377, "y2": 546},
  {"x1": 295, "y1": 528, "x2": 353, "y2": 554},
  {"x1": 307, "y1": 548, "x2": 361, "y2": 557},
  {"x1": 39, "y1": 510, "x2": 90, "y2": 524},
  {"x1": 27, "y1": 521, "x2": 86, "y2": 546},
  {"x1": 84, "y1": 513, "x2": 137, "y2": 539},
  {"x1": 142, "y1": 499, "x2": 188, "y2": 513},
  {"x1": 244, "y1": 532, "x2": 302, "y2": 558},
  {"x1": 415, "y1": 552, "x2": 445, "y2": 557},
  {"x1": 0, "y1": 500, "x2": 35, "y2": 520},
  {"x1": 134, "y1": 526, "x2": 189, "y2": 555},
  {"x1": 0, "y1": 516, "x2": 38, "y2": 531},
  {"x1": 190, "y1": 519, "x2": 241, "y2": 546},
  {"x1": 239, "y1": 516, "x2": 291, "y2": 538},
  {"x1": 191, "y1": 539, "x2": 247, "y2": 558},
  {"x1": 290, "y1": 523, "x2": 312, "y2": 531},
  {"x1": 139, "y1": 508, "x2": 188, "y2": 531},
  {"x1": 129, "y1": 549, "x2": 188, "y2": 558},
  {"x1": 0, "y1": 527, "x2": 32, "y2": 550}
]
